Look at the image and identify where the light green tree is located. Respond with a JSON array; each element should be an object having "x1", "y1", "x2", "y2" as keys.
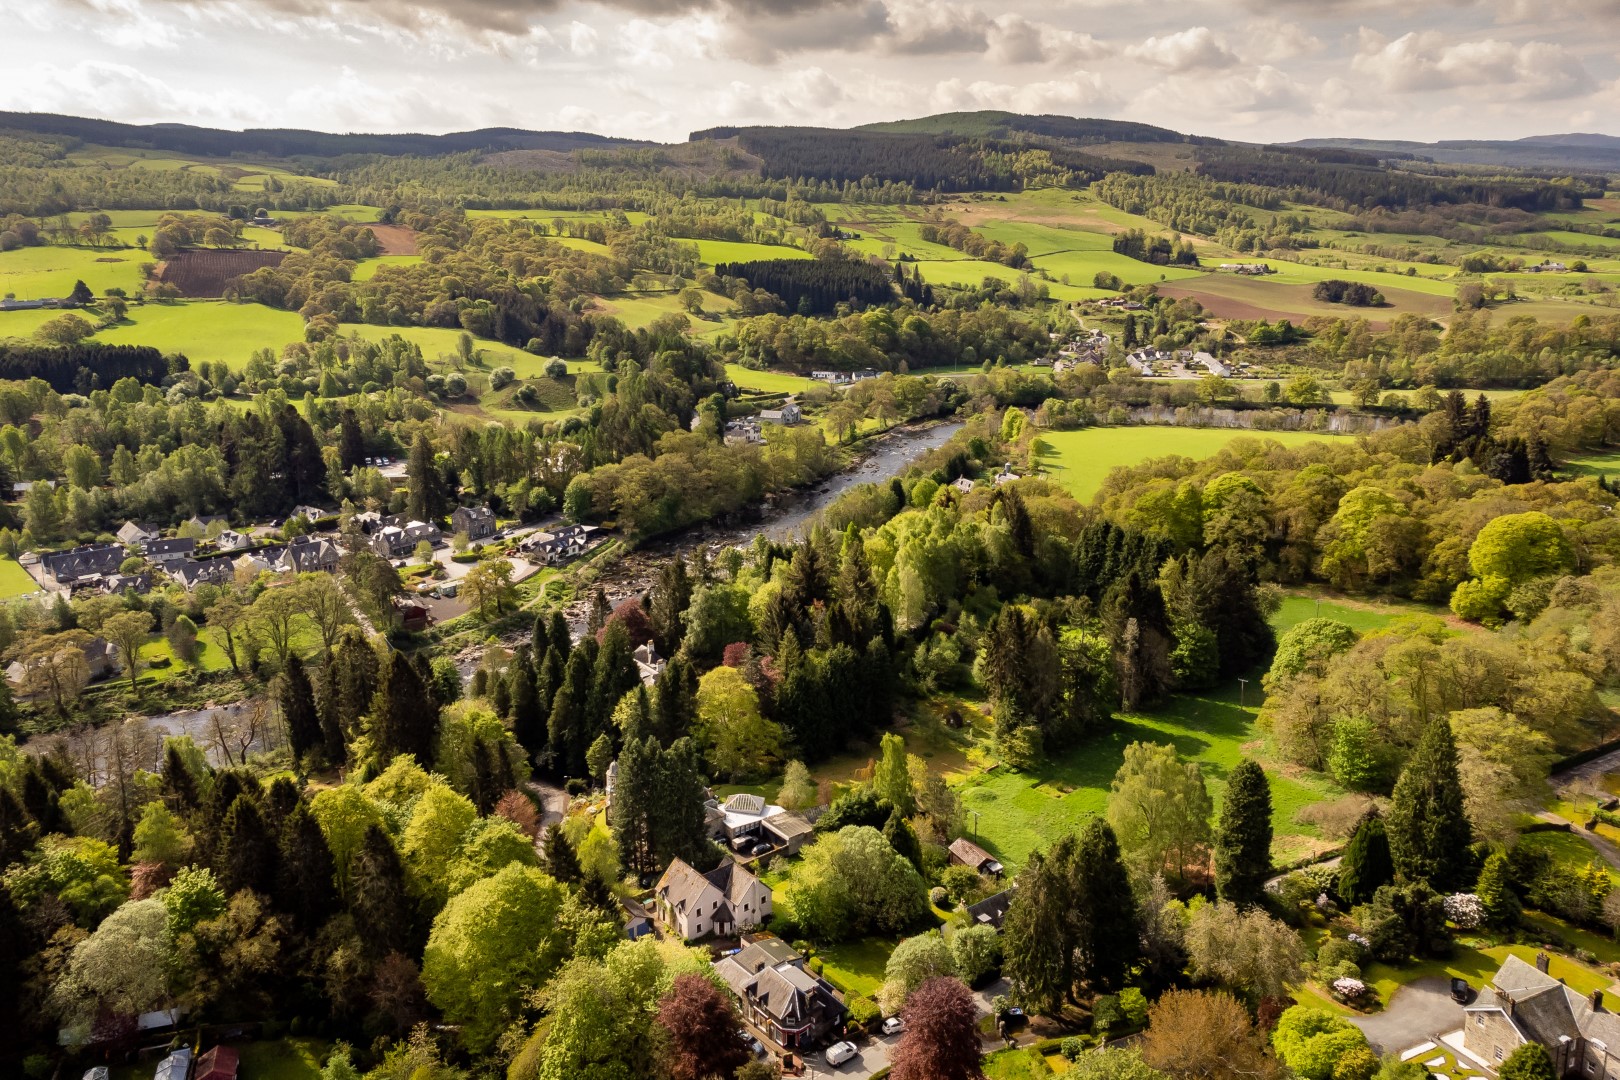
[
  {"x1": 694, "y1": 666, "x2": 784, "y2": 780},
  {"x1": 877, "y1": 931, "x2": 955, "y2": 1014},
  {"x1": 1106, "y1": 742, "x2": 1213, "y2": 887},
  {"x1": 54, "y1": 898, "x2": 172, "y2": 1028},
  {"x1": 132, "y1": 802, "x2": 191, "y2": 869},
  {"x1": 421, "y1": 864, "x2": 570, "y2": 1051},
  {"x1": 776, "y1": 760, "x2": 818, "y2": 811},
  {"x1": 401, "y1": 783, "x2": 478, "y2": 907}
]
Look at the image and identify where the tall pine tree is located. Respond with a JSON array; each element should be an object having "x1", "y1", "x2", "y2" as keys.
[
  {"x1": 1068, "y1": 817, "x2": 1140, "y2": 993},
  {"x1": 1213, "y1": 758, "x2": 1272, "y2": 906},
  {"x1": 1337, "y1": 813, "x2": 1394, "y2": 906},
  {"x1": 276, "y1": 802, "x2": 337, "y2": 931},
  {"x1": 278, "y1": 656, "x2": 323, "y2": 764},
  {"x1": 219, "y1": 795, "x2": 276, "y2": 897},
  {"x1": 349, "y1": 823, "x2": 414, "y2": 958},
  {"x1": 369, "y1": 651, "x2": 439, "y2": 767},
  {"x1": 507, "y1": 646, "x2": 544, "y2": 761},
  {"x1": 1387, "y1": 716, "x2": 1475, "y2": 892}
]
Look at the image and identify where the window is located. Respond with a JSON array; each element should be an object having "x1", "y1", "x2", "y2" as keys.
[
  {"x1": 1475, "y1": 1016, "x2": 1485, "y2": 1028},
  {"x1": 695, "y1": 924, "x2": 703, "y2": 935},
  {"x1": 1494, "y1": 1049, "x2": 1504, "y2": 1062}
]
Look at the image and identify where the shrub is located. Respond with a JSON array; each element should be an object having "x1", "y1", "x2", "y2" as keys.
[
  {"x1": 1091, "y1": 994, "x2": 1126, "y2": 1036},
  {"x1": 848, "y1": 994, "x2": 880, "y2": 1028},
  {"x1": 929, "y1": 885, "x2": 947, "y2": 907},
  {"x1": 489, "y1": 366, "x2": 515, "y2": 390},
  {"x1": 940, "y1": 864, "x2": 984, "y2": 905},
  {"x1": 1444, "y1": 893, "x2": 1484, "y2": 929},
  {"x1": 1060, "y1": 1036, "x2": 1086, "y2": 1061}
]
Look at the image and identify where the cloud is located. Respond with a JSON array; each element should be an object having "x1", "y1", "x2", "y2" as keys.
[
  {"x1": 1242, "y1": 18, "x2": 1322, "y2": 62},
  {"x1": 0, "y1": 60, "x2": 257, "y2": 125},
  {"x1": 1352, "y1": 30, "x2": 1595, "y2": 99},
  {"x1": 987, "y1": 14, "x2": 1108, "y2": 64},
  {"x1": 1131, "y1": 64, "x2": 1307, "y2": 129},
  {"x1": 928, "y1": 75, "x2": 1116, "y2": 116},
  {"x1": 1126, "y1": 26, "x2": 1239, "y2": 72}
]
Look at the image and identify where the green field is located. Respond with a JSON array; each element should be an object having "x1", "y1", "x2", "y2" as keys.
[
  {"x1": 1272, "y1": 593, "x2": 1440, "y2": 635},
  {"x1": 1562, "y1": 447, "x2": 1620, "y2": 480},
  {"x1": 723, "y1": 364, "x2": 818, "y2": 394},
  {"x1": 686, "y1": 239, "x2": 812, "y2": 266},
  {"x1": 958, "y1": 679, "x2": 1340, "y2": 872},
  {"x1": 0, "y1": 558, "x2": 40, "y2": 599},
  {"x1": 591, "y1": 291, "x2": 737, "y2": 335},
  {"x1": 0, "y1": 244, "x2": 150, "y2": 299},
  {"x1": 1036, "y1": 427, "x2": 1347, "y2": 502},
  {"x1": 350, "y1": 254, "x2": 423, "y2": 281},
  {"x1": 96, "y1": 301, "x2": 305, "y2": 366}
]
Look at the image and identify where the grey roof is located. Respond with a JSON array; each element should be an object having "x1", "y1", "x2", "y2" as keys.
[
  {"x1": 732, "y1": 937, "x2": 801, "y2": 973},
  {"x1": 41, "y1": 544, "x2": 126, "y2": 581},
  {"x1": 764, "y1": 812, "x2": 814, "y2": 841},
  {"x1": 724, "y1": 793, "x2": 767, "y2": 815},
  {"x1": 145, "y1": 538, "x2": 197, "y2": 557},
  {"x1": 170, "y1": 558, "x2": 233, "y2": 588},
  {"x1": 966, "y1": 887, "x2": 1016, "y2": 928},
  {"x1": 1477, "y1": 954, "x2": 1620, "y2": 1051}
]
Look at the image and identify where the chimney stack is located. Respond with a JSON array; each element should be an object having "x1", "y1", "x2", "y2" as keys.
[{"x1": 1536, "y1": 951, "x2": 1551, "y2": 974}]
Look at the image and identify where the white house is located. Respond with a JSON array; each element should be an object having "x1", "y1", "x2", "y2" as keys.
[{"x1": 653, "y1": 858, "x2": 773, "y2": 941}]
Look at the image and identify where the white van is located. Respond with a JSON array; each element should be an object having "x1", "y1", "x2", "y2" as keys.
[{"x1": 825, "y1": 1042, "x2": 858, "y2": 1067}]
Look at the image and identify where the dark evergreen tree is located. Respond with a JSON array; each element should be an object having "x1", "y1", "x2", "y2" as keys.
[
  {"x1": 548, "y1": 611, "x2": 571, "y2": 662},
  {"x1": 536, "y1": 644, "x2": 565, "y2": 719},
  {"x1": 653, "y1": 737, "x2": 714, "y2": 870},
  {"x1": 548, "y1": 646, "x2": 594, "y2": 777},
  {"x1": 276, "y1": 803, "x2": 337, "y2": 931},
  {"x1": 263, "y1": 775, "x2": 301, "y2": 832},
  {"x1": 648, "y1": 557, "x2": 691, "y2": 656},
  {"x1": 507, "y1": 647, "x2": 544, "y2": 760},
  {"x1": 405, "y1": 432, "x2": 449, "y2": 523},
  {"x1": 612, "y1": 736, "x2": 659, "y2": 875},
  {"x1": 652, "y1": 656, "x2": 696, "y2": 745},
  {"x1": 349, "y1": 824, "x2": 414, "y2": 958},
  {"x1": 1068, "y1": 817, "x2": 1140, "y2": 993},
  {"x1": 338, "y1": 408, "x2": 366, "y2": 472},
  {"x1": 1337, "y1": 813, "x2": 1395, "y2": 906},
  {"x1": 1387, "y1": 716, "x2": 1475, "y2": 892},
  {"x1": 323, "y1": 626, "x2": 380, "y2": 749},
  {"x1": 1213, "y1": 758, "x2": 1273, "y2": 906},
  {"x1": 219, "y1": 795, "x2": 276, "y2": 897},
  {"x1": 0, "y1": 786, "x2": 36, "y2": 868},
  {"x1": 369, "y1": 651, "x2": 438, "y2": 766},
  {"x1": 275, "y1": 404, "x2": 327, "y2": 504},
  {"x1": 542, "y1": 822, "x2": 581, "y2": 884},
  {"x1": 468, "y1": 737, "x2": 503, "y2": 815},
  {"x1": 0, "y1": 883, "x2": 26, "y2": 1070},
  {"x1": 580, "y1": 868, "x2": 617, "y2": 914},
  {"x1": 278, "y1": 656, "x2": 323, "y2": 763},
  {"x1": 531, "y1": 612, "x2": 551, "y2": 659},
  {"x1": 19, "y1": 764, "x2": 66, "y2": 836},
  {"x1": 161, "y1": 742, "x2": 201, "y2": 812},
  {"x1": 1002, "y1": 848, "x2": 1071, "y2": 1015},
  {"x1": 883, "y1": 806, "x2": 922, "y2": 872}
]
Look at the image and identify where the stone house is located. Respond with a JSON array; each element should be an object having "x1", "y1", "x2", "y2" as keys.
[
  {"x1": 451, "y1": 505, "x2": 497, "y2": 541},
  {"x1": 653, "y1": 857, "x2": 772, "y2": 941},
  {"x1": 1464, "y1": 953, "x2": 1620, "y2": 1076},
  {"x1": 713, "y1": 937, "x2": 847, "y2": 1052}
]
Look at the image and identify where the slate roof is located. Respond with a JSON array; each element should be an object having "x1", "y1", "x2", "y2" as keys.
[
  {"x1": 1468, "y1": 954, "x2": 1620, "y2": 1052},
  {"x1": 41, "y1": 544, "x2": 126, "y2": 582},
  {"x1": 145, "y1": 537, "x2": 197, "y2": 558}
]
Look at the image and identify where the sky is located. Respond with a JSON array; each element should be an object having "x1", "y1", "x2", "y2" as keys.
[{"x1": 3, "y1": 0, "x2": 1619, "y2": 144}]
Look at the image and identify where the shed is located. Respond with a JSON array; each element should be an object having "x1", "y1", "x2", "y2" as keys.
[{"x1": 196, "y1": 1045, "x2": 240, "y2": 1080}]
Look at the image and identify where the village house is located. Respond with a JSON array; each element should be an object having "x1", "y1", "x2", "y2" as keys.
[
  {"x1": 759, "y1": 400, "x2": 803, "y2": 425},
  {"x1": 952, "y1": 477, "x2": 975, "y2": 495},
  {"x1": 633, "y1": 639, "x2": 665, "y2": 686},
  {"x1": 706, "y1": 792, "x2": 815, "y2": 856},
  {"x1": 290, "y1": 504, "x2": 329, "y2": 524},
  {"x1": 371, "y1": 517, "x2": 442, "y2": 558},
  {"x1": 1195, "y1": 351, "x2": 1231, "y2": 378},
  {"x1": 185, "y1": 514, "x2": 228, "y2": 534},
  {"x1": 451, "y1": 504, "x2": 497, "y2": 542},
  {"x1": 7, "y1": 636, "x2": 118, "y2": 690},
  {"x1": 144, "y1": 537, "x2": 198, "y2": 565},
  {"x1": 948, "y1": 837, "x2": 1005, "y2": 878},
  {"x1": 102, "y1": 572, "x2": 151, "y2": 596},
  {"x1": 520, "y1": 523, "x2": 600, "y2": 565},
  {"x1": 276, "y1": 535, "x2": 341, "y2": 574},
  {"x1": 993, "y1": 462, "x2": 1019, "y2": 486},
  {"x1": 724, "y1": 419, "x2": 764, "y2": 446},
  {"x1": 169, "y1": 558, "x2": 233, "y2": 590},
  {"x1": 810, "y1": 370, "x2": 852, "y2": 385},
  {"x1": 713, "y1": 937, "x2": 847, "y2": 1052},
  {"x1": 1217, "y1": 262, "x2": 1274, "y2": 275},
  {"x1": 213, "y1": 529, "x2": 251, "y2": 552},
  {"x1": 396, "y1": 601, "x2": 434, "y2": 633},
  {"x1": 1464, "y1": 953, "x2": 1620, "y2": 1076},
  {"x1": 653, "y1": 857, "x2": 773, "y2": 941},
  {"x1": 39, "y1": 543, "x2": 127, "y2": 586},
  {"x1": 965, "y1": 887, "x2": 1016, "y2": 929},
  {"x1": 116, "y1": 521, "x2": 159, "y2": 546}
]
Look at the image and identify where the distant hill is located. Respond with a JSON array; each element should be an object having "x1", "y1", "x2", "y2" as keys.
[
  {"x1": 854, "y1": 111, "x2": 1200, "y2": 145},
  {"x1": 1288, "y1": 134, "x2": 1620, "y2": 173},
  {"x1": 0, "y1": 112, "x2": 652, "y2": 160}
]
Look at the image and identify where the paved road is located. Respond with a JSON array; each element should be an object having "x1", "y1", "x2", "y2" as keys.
[{"x1": 1350, "y1": 977, "x2": 1463, "y2": 1055}]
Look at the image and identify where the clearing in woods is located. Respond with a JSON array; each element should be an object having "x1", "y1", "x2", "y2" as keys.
[
  {"x1": 366, "y1": 225, "x2": 419, "y2": 255},
  {"x1": 1037, "y1": 426, "x2": 1348, "y2": 502}
]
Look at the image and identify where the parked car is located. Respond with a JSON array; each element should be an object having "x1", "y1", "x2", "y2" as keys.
[
  {"x1": 749, "y1": 841, "x2": 774, "y2": 857},
  {"x1": 824, "y1": 1042, "x2": 858, "y2": 1067},
  {"x1": 881, "y1": 1017, "x2": 904, "y2": 1035},
  {"x1": 1451, "y1": 978, "x2": 1473, "y2": 1004},
  {"x1": 998, "y1": 1006, "x2": 1026, "y2": 1030}
]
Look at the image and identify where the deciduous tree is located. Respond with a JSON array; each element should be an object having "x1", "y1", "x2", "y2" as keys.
[
  {"x1": 890, "y1": 976, "x2": 984, "y2": 1080},
  {"x1": 655, "y1": 972, "x2": 751, "y2": 1080}
]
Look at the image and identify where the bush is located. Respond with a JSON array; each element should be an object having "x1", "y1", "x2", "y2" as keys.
[
  {"x1": 929, "y1": 886, "x2": 947, "y2": 907},
  {"x1": 1443, "y1": 893, "x2": 1484, "y2": 929},
  {"x1": 489, "y1": 366, "x2": 515, "y2": 390},
  {"x1": 1060, "y1": 1036, "x2": 1086, "y2": 1061},
  {"x1": 848, "y1": 994, "x2": 880, "y2": 1028},
  {"x1": 1091, "y1": 994, "x2": 1125, "y2": 1036},
  {"x1": 940, "y1": 864, "x2": 984, "y2": 905}
]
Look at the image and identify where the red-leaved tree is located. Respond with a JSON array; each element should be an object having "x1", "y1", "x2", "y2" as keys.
[
  {"x1": 656, "y1": 972, "x2": 751, "y2": 1080},
  {"x1": 890, "y1": 976, "x2": 985, "y2": 1080}
]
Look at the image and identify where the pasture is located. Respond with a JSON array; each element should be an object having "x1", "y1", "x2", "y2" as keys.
[
  {"x1": 0, "y1": 558, "x2": 40, "y2": 599},
  {"x1": 95, "y1": 301, "x2": 305, "y2": 366},
  {"x1": 1035, "y1": 426, "x2": 1346, "y2": 502},
  {"x1": 350, "y1": 255, "x2": 424, "y2": 281},
  {"x1": 686, "y1": 239, "x2": 812, "y2": 266},
  {"x1": 0, "y1": 244, "x2": 149, "y2": 299},
  {"x1": 723, "y1": 364, "x2": 818, "y2": 394}
]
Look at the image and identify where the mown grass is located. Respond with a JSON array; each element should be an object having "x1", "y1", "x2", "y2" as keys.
[
  {"x1": 0, "y1": 557, "x2": 40, "y2": 599},
  {"x1": 96, "y1": 300, "x2": 305, "y2": 366},
  {"x1": 1271, "y1": 593, "x2": 1442, "y2": 635},
  {"x1": 0, "y1": 243, "x2": 150, "y2": 299},
  {"x1": 350, "y1": 254, "x2": 424, "y2": 281},
  {"x1": 816, "y1": 937, "x2": 893, "y2": 998},
  {"x1": 724, "y1": 363, "x2": 818, "y2": 395},
  {"x1": 1035, "y1": 427, "x2": 1346, "y2": 503},
  {"x1": 686, "y1": 239, "x2": 813, "y2": 265}
]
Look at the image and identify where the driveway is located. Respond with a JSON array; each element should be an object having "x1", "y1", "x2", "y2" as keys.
[{"x1": 1351, "y1": 977, "x2": 1463, "y2": 1054}]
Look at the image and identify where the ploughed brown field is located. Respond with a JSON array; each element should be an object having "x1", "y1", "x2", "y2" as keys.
[
  {"x1": 156, "y1": 249, "x2": 287, "y2": 298},
  {"x1": 367, "y1": 225, "x2": 419, "y2": 255}
]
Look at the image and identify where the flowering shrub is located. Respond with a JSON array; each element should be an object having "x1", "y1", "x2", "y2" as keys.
[
  {"x1": 1444, "y1": 893, "x2": 1485, "y2": 929},
  {"x1": 1347, "y1": 933, "x2": 1370, "y2": 949},
  {"x1": 1332, "y1": 977, "x2": 1369, "y2": 1002}
]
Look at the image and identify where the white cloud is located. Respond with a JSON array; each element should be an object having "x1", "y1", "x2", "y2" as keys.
[
  {"x1": 987, "y1": 14, "x2": 1108, "y2": 64},
  {"x1": 1352, "y1": 30, "x2": 1595, "y2": 99},
  {"x1": 0, "y1": 60, "x2": 257, "y2": 125},
  {"x1": 568, "y1": 20, "x2": 599, "y2": 55},
  {"x1": 928, "y1": 75, "x2": 1116, "y2": 116},
  {"x1": 1242, "y1": 18, "x2": 1322, "y2": 62},
  {"x1": 1126, "y1": 26, "x2": 1239, "y2": 72}
]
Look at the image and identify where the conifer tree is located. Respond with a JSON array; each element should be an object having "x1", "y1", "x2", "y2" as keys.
[
  {"x1": 548, "y1": 647, "x2": 593, "y2": 777},
  {"x1": 549, "y1": 611, "x2": 571, "y2": 662},
  {"x1": 278, "y1": 655, "x2": 323, "y2": 763},
  {"x1": 1213, "y1": 758, "x2": 1272, "y2": 906},
  {"x1": 612, "y1": 736, "x2": 659, "y2": 874},
  {"x1": 161, "y1": 743, "x2": 200, "y2": 813},
  {"x1": 580, "y1": 868, "x2": 617, "y2": 914},
  {"x1": 589, "y1": 620, "x2": 639, "y2": 736},
  {"x1": 649, "y1": 558, "x2": 691, "y2": 656},
  {"x1": 370, "y1": 651, "x2": 438, "y2": 766},
  {"x1": 219, "y1": 795, "x2": 276, "y2": 897},
  {"x1": 1387, "y1": 717, "x2": 1475, "y2": 892},
  {"x1": 531, "y1": 612, "x2": 550, "y2": 659},
  {"x1": 1070, "y1": 816, "x2": 1140, "y2": 992},
  {"x1": 1337, "y1": 813, "x2": 1394, "y2": 906},
  {"x1": 405, "y1": 432, "x2": 448, "y2": 523},
  {"x1": 1002, "y1": 849, "x2": 1071, "y2": 1015},
  {"x1": 883, "y1": 806, "x2": 922, "y2": 872},
  {"x1": 542, "y1": 822, "x2": 581, "y2": 884},
  {"x1": 1476, "y1": 851, "x2": 1521, "y2": 928},
  {"x1": 277, "y1": 802, "x2": 337, "y2": 931},
  {"x1": 350, "y1": 823, "x2": 414, "y2": 958},
  {"x1": 653, "y1": 656, "x2": 696, "y2": 745}
]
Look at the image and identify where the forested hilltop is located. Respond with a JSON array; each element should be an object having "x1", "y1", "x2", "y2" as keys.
[{"x1": 5, "y1": 108, "x2": 1620, "y2": 1080}]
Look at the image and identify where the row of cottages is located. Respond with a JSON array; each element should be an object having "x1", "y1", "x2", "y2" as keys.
[
  {"x1": 654, "y1": 857, "x2": 774, "y2": 941},
  {"x1": 451, "y1": 504, "x2": 497, "y2": 542},
  {"x1": 1465, "y1": 953, "x2": 1620, "y2": 1076},
  {"x1": 519, "y1": 523, "x2": 600, "y2": 565},
  {"x1": 714, "y1": 937, "x2": 848, "y2": 1052},
  {"x1": 809, "y1": 369, "x2": 880, "y2": 385}
]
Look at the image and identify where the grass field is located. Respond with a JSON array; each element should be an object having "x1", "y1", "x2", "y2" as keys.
[
  {"x1": 1272, "y1": 593, "x2": 1442, "y2": 635},
  {"x1": 1036, "y1": 427, "x2": 1347, "y2": 502},
  {"x1": 0, "y1": 558, "x2": 40, "y2": 599},
  {"x1": 957, "y1": 678, "x2": 1341, "y2": 871},
  {"x1": 1558, "y1": 446, "x2": 1620, "y2": 479},
  {"x1": 0, "y1": 244, "x2": 150, "y2": 299},
  {"x1": 724, "y1": 364, "x2": 818, "y2": 394},
  {"x1": 591, "y1": 291, "x2": 737, "y2": 335},
  {"x1": 96, "y1": 301, "x2": 305, "y2": 365},
  {"x1": 350, "y1": 254, "x2": 423, "y2": 281},
  {"x1": 687, "y1": 239, "x2": 813, "y2": 265},
  {"x1": 816, "y1": 937, "x2": 893, "y2": 998}
]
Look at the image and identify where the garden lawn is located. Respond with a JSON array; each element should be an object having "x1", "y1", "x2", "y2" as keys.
[
  {"x1": 1036, "y1": 427, "x2": 1347, "y2": 503},
  {"x1": 957, "y1": 680, "x2": 1339, "y2": 873},
  {"x1": 1271, "y1": 593, "x2": 1446, "y2": 635},
  {"x1": 984, "y1": 1046, "x2": 1060, "y2": 1078},
  {"x1": 817, "y1": 937, "x2": 894, "y2": 999},
  {"x1": 0, "y1": 557, "x2": 40, "y2": 599}
]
